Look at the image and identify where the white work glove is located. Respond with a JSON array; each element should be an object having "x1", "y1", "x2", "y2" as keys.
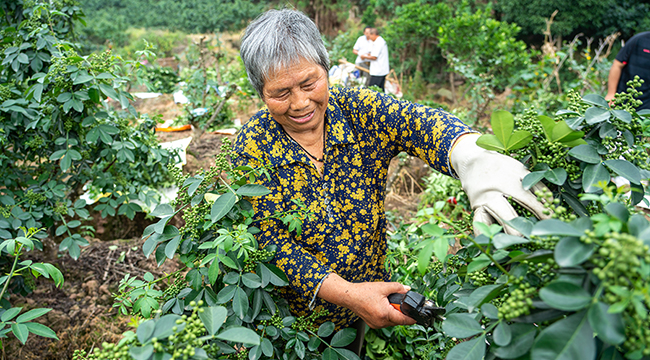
[{"x1": 450, "y1": 134, "x2": 550, "y2": 235}]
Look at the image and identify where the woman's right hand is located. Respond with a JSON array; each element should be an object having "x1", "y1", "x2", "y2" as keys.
[{"x1": 317, "y1": 273, "x2": 417, "y2": 329}]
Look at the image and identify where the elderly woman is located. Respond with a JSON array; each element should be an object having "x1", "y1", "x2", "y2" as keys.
[{"x1": 234, "y1": 8, "x2": 547, "y2": 341}]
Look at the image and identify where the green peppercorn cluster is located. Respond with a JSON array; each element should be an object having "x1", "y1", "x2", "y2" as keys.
[
  {"x1": 53, "y1": 201, "x2": 68, "y2": 216},
  {"x1": 586, "y1": 230, "x2": 650, "y2": 355},
  {"x1": 228, "y1": 346, "x2": 249, "y2": 360},
  {"x1": 86, "y1": 301, "x2": 211, "y2": 360},
  {"x1": 610, "y1": 76, "x2": 644, "y2": 112},
  {"x1": 439, "y1": 338, "x2": 458, "y2": 359},
  {"x1": 498, "y1": 278, "x2": 536, "y2": 320},
  {"x1": 25, "y1": 189, "x2": 46, "y2": 205},
  {"x1": 25, "y1": 135, "x2": 45, "y2": 149},
  {"x1": 509, "y1": 107, "x2": 582, "y2": 181},
  {"x1": 0, "y1": 205, "x2": 10, "y2": 218},
  {"x1": 291, "y1": 308, "x2": 329, "y2": 332},
  {"x1": 428, "y1": 259, "x2": 444, "y2": 275},
  {"x1": 162, "y1": 274, "x2": 186, "y2": 301},
  {"x1": 468, "y1": 271, "x2": 492, "y2": 286},
  {"x1": 261, "y1": 313, "x2": 284, "y2": 328},
  {"x1": 243, "y1": 248, "x2": 275, "y2": 273},
  {"x1": 0, "y1": 85, "x2": 15, "y2": 102}
]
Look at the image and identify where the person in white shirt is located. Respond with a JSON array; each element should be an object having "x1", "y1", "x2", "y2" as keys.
[
  {"x1": 360, "y1": 28, "x2": 389, "y2": 92},
  {"x1": 352, "y1": 27, "x2": 372, "y2": 85}
]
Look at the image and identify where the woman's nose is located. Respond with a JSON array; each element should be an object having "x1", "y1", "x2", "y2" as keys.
[{"x1": 290, "y1": 89, "x2": 310, "y2": 110}]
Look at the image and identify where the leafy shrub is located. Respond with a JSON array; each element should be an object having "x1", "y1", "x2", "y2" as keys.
[
  {"x1": 78, "y1": 139, "x2": 366, "y2": 360},
  {"x1": 414, "y1": 80, "x2": 650, "y2": 359},
  {"x1": 0, "y1": 228, "x2": 63, "y2": 345},
  {"x1": 0, "y1": 0, "x2": 175, "y2": 320},
  {"x1": 141, "y1": 66, "x2": 180, "y2": 94}
]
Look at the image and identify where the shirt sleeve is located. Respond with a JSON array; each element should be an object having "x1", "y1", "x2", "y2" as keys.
[
  {"x1": 334, "y1": 87, "x2": 475, "y2": 176},
  {"x1": 353, "y1": 37, "x2": 363, "y2": 52},
  {"x1": 616, "y1": 34, "x2": 639, "y2": 63},
  {"x1": 231, "y1": 153, "x2": 332, "y2": 304},
  {"x1": 370, "y1": 38, "x2": 385, "y2": 58}
]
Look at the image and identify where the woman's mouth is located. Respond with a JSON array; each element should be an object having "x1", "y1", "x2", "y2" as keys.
[{"x1": 289, "y1": 111, "x2": 315, "y2": 124}]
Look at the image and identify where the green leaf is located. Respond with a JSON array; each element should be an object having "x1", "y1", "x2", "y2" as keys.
[
  {"x1": 1, "y1": 307, "x2": 22, "y2": 321},
  {"x1": 604, "y1": 159, "x2": 642, "y2": 185},
  {"x1": 532, "y1": 219, "x2": 583, "y2": 237},
  {"x1": 568, "y1": 144, "x2": 601, "y2": 164},
  {"x1": 11, "y1": 323, "x2": 29, "y2": 344},
  {"x1": 25, "y1": 322, "x2": 57, "y2": 339},
  {"x1": 129, "y1": 344, "x2": 154, "y2": 360},
  {"x1": 544, "y1": 168, "x2": 567, "y2": 186},
  {"x1": 582, "y1": 94, "x2": 608, "y2": 107},
  {"x1": 262, "y1": 338, "x2": 274, "y2": 356},
  {"x1": 494, "y1": 322, "x2": 512, "y2": 347},
  {"x1": 551, "y1": 121, "x2": 584, "y2": 143},
  {"x1": 322, "y1": 347, "x2": 339, "y2": 360},
  {"x1": 318, "y1": 322, "x2": 335, "y2": 338},
  {"x1": 150, "y1": 204, "x2": 174, "y2": 218},
  {"x1": 539, "y1": 281, "x2": 591, "y2": 311},
  {"x1": 491, "y1": 110, "x2": 514, "y2": 146},
  {"x1": 481, "y1": 303, "x2": 499, "y2": 319},
  {"x1": 208, "y1": 258, "x2": 220, "y2": 285},
  {"x1": 588, "y1": 302, "x2": 625, "y2": 345},
  {"x1": 446, "y1": 334, "x2": 486, "y2": 360},
  {"x1": 98, "y1": 83, "x2": 119, "y2": 101},
  {"x1": 15, "y1": 308, "x2": 51, "y2": 323},
  {"x1": 584, "y1": 107, "x2": 610, "y2": 125},
  {"x1": 211, "y1": 192, "x2": 237, "y2": 223},
  {"x1": 199, "y1": 306, "x2": 227, "y2": 336},
  {"x1": 217, "y1": 285, "x2": 236, "y2": 303},
  {"x1": 476, "y1": 134, "x2": 506, "y2": 151},
  {"x1": 241, "y1": 273, "x2": 262, "y2": 289},
  {"x1": 215, "y1": 327, "x2": 260, "y2": 346},
  {"x1": 165, "y1": 236, "x2": 180, "y2": 259},
  {"x1": 333, "y1": 348, "x2": 361, "y2": 360},
  {"x1": 236, "y1": 184, "x2": 271, "y2": 197},
  {"x1": 433, "y1": 236, "x2": 449, "y2": 265},
  {"x1": 554, "y1": 237, "x2": 595, "y2": 267},
  {"x1": 522, "y1": 171, "x2": 546, "y2": 190},
  {"x1": 493, "y1": 233, "x2": 529, "y2": 249},
  {"x1": 467, "y1": 257, "x2": 491, "y2": 273},
  {"x1": 330, "y1": 328, "x2": 356, "y2": 347},
  {"x1": 442, "y1": 313, "x2": 483, "y2": 338},
  {"x1": 183, "y1": 176, "x2": 203, "y2": 197},
  {"x1": 152, "y1": 314, "x2": 182, "y2": 339},
  {"x1": 537, "y1": 115, "x2": 555, "y2": 140},
  {"x1": 605, "y1": 202, "x2": 629, "y2": 223},
  {"x1": 531, "y1": 311, "x2": 595, "y2": 360},
  {"x1": 73, "y1": 74, "x2": 94, "y2": 85},
  {"x1": 233, "y1": 287, "x2": 249, "y2": 319},
  {"x1": 307, "y1": 337, "x2": 321, "y2": 352},
  {"x1": 611, "y1": 110, "x2": 632, "y2": 123},
  {"x1": 466, "y1": 284, "x2": 503, "y2": 313},
  {"x1": 136, "y1": 319, "x2": 155, "y2": 343},
  {"x1": 506, "y1": 130, "x2": 532, "y2": 150},
  {"x1": 418, "y1": 241, "x2": 434, "y2": 275},
  {"x1": 492, "y1": 323, "x2": 537, "y2": 359},
  {"x1": 582, "y1": 163, "x2": 610, "y2": 193}
]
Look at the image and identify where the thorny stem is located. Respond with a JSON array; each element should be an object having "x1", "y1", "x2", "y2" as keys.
[
  {"x1": 436, "y1": 215, "x2": 512, "y2": 277},
  {"x1": 0, "y1": 244, "x2": 24, "y2": 302}
]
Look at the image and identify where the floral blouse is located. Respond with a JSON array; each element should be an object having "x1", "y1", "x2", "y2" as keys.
[{"x1": 232, "y1": 86, "x2": 473, "y2": 328}]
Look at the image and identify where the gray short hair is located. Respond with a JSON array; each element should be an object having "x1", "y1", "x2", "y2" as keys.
[{"x1": 240, "y1": 9, "x2": 330, "y2": 98}]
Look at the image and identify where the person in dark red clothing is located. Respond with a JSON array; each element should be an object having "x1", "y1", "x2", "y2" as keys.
[{"x1": 606, "y1": 31, "x2": 650, "y2": 110}]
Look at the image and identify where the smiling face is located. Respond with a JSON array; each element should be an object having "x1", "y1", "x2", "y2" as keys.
[{"x1": 262, "y1": 58, "x2": 329, "y2": 136}]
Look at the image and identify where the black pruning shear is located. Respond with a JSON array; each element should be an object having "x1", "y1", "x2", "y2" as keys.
[{"x1": 388, "y1": 290, "x2": 446, "y2": 328}]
